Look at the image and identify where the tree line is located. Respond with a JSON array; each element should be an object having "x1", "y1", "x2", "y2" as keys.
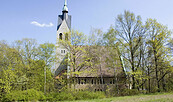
[
  {"x1": 59, "y1": 10, "x2": 173, "y2": 93},
  {"x1": 0, "y1": 38, "x2": 56, "y2": 98},
  {"x1": 100, "y1": 11, "x2": 173, "y2": 92}
]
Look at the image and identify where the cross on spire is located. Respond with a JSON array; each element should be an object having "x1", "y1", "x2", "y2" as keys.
[{"x1": 64, "y1": 0, "x2": 67, "y2": 6}]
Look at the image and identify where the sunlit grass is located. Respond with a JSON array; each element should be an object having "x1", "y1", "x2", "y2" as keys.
[{"x1": 64, "y1": 92, "x2": 173, "y2": 102}]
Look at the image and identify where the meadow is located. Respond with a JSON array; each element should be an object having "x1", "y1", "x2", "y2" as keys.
[{"x1": 68, "y1": 92, "x2": 173, "y2": 102}]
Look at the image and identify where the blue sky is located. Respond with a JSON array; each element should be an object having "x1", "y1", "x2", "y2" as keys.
[{"x1": 0, "y1": 0, "x2": 173, "y2": 44}]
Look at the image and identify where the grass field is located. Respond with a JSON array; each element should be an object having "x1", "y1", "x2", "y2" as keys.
[{"x1": 66, "y1": 92, "x2": 173, "y2": 102}]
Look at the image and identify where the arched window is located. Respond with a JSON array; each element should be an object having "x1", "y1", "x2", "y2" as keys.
[
  {"x1": 65, "y1": 33, "x2": 68, "y2": 41},
  {"x1": 59, "y1": 33, "x2": 62, "y2": 40}
]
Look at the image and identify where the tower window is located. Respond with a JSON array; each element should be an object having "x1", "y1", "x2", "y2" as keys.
[
  {"x1": 61, "y1": 50, "x2": 66, "y2": 54},
  {"x1": 65, "y1": 33, "x2": 68, "y2": 41},
  {"x1": 59, "y1": 33, "x2": 62, "y2": 40},
  {"x1": 113, "y1": 79, "x2": 115, "y2": 84}
]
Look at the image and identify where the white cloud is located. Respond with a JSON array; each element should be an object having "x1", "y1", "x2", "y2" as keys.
[{"x1": 30, "y1": 21, "x2": 54, "y2": 27}]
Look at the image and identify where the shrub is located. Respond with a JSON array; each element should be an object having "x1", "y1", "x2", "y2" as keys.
[
  {"x1": 54, "y1": 91, "x2": 75, "y2": 101},
  {"x1": 150, "y1": 87, "x2": 158, "y2": 93},
  {"x1": 73, "y1": 91, "x2": 105, "y2": 100},
  {"x1": 45, "y1": 92, "x2": 57, "y2": 101},
  {"x1": 52, "y1": 90, "x2": 106, "y2": 101},
  {"x1": 2, "y1": 89, "x2": 45, "y2": 102},
  {"x1": 120, "y1": 89, "x2": 140, "y2": 96}
]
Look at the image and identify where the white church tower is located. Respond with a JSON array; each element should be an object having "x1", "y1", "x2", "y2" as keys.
[{"x1": 55, "y1": 0, "x2": 71, "y2": 76}]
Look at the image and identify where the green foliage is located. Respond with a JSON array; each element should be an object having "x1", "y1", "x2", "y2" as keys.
[
  {"x1": 38, "y1": 43, "x2": 55, "y2": 66},
  {"x1": 102, "y1": 10, "x2": 173, "y2": 93},
  {"x1": 71, "y1": 30, "x2": 87, "y2": 46},
  {"x1": 54, "y1": 91, "x2": 75, "y2": 101},
  {"x1": 2, "y1": 89, "x2": 45, "y2": 101},
  {"x1": 119, "y1": 89, "x2": 140, "y2": 96},
  {"x1": 73, "y1": 91, "x2": 105, "y2": 100},
  {"x1": 0, "y1": 65, "x2": 16, "y2": 94},
  {"x1": 146, "y1": 19, "x2": 172, "y2": 92},
  {"x1": 45, "y1": 90, "x2": 106, "y2": 101},
  {"x1": 0, "y1": 39, "x2": 55, "y2": 99}
]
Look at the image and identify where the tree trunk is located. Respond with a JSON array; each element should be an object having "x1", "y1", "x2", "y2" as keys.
[
  {"x1": 99, "y1": 57, "x2": 104, "y2": 91},
  {"x1": 161, "y1": 70, "x2": 166, "y2": 91},
  {"x1": 131, "y1": 55, "x2": 135, "y2": 89},
  {"x1": 153, "y1": 49, "x2": 160, "y2": 92},
  {"x1": 148, "y1": 66, "x2": 151, "y2": 93}
]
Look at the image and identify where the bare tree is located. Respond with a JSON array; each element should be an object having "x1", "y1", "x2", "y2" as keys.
[{"x1": 115, "y1": 11, "x2": 148, "y2": 89}]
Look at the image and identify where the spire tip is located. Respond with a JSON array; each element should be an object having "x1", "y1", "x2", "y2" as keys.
[{"x1": 63, "y1": 0, "x2": 68, "y2": 12}]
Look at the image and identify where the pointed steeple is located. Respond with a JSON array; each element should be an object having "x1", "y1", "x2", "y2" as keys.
[{"x1": 63, "y1": 0, "x2": 68, "y2": 13}]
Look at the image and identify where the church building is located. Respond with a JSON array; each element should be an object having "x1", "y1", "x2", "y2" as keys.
[{"x1": 55, "y1": 0, "x2": 127, "y2": 92}]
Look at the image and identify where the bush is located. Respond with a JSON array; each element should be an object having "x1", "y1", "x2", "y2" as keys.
[
  {"x1": 73, "y1": 91, "x2": 105, "y2": 100},
  {"x1": 45, "y1": 92, "x2": 57, "y2": 101},
  {"x1": 55, "y1": 91, "x2": 75, "y2": 101},
  {"x1": 51, "y1": 90, "x2": 106, "y2": 101},
  {"x1": 120, "y1": 89, "x2": 140, "y2": 96},
  {"x1": 2, "y1": 89, "x2": 45, "y2": 102},
  {"x1": 150, "y1": 87, "x2": 159, "y2": 93},
  {"x1": 3, "y1": 89, "x2": 105, "y2": 101}
]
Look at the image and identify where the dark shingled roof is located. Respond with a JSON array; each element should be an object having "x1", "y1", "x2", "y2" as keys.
[
  {"x1": 56, "y1": 46, "x2": 126, "y2": 78},
  {"x1": 57, "y1": 15, "x2": 71, "y2": 30}
]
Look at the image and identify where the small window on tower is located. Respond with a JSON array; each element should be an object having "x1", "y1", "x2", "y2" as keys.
[
  {"x1": 59, "y1": 33, "x2": 62, "y2": 40},
  {"x1": 61, "y1": 50, "x2": 63, "y2": 53},
  {"x1": 61, "y1": 50, "x2": 65, "y2": 54}
]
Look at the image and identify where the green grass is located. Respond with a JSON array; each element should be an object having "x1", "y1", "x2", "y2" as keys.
[{"x1": 64, "y1": 92, "x2": 173, "y2": 102}]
